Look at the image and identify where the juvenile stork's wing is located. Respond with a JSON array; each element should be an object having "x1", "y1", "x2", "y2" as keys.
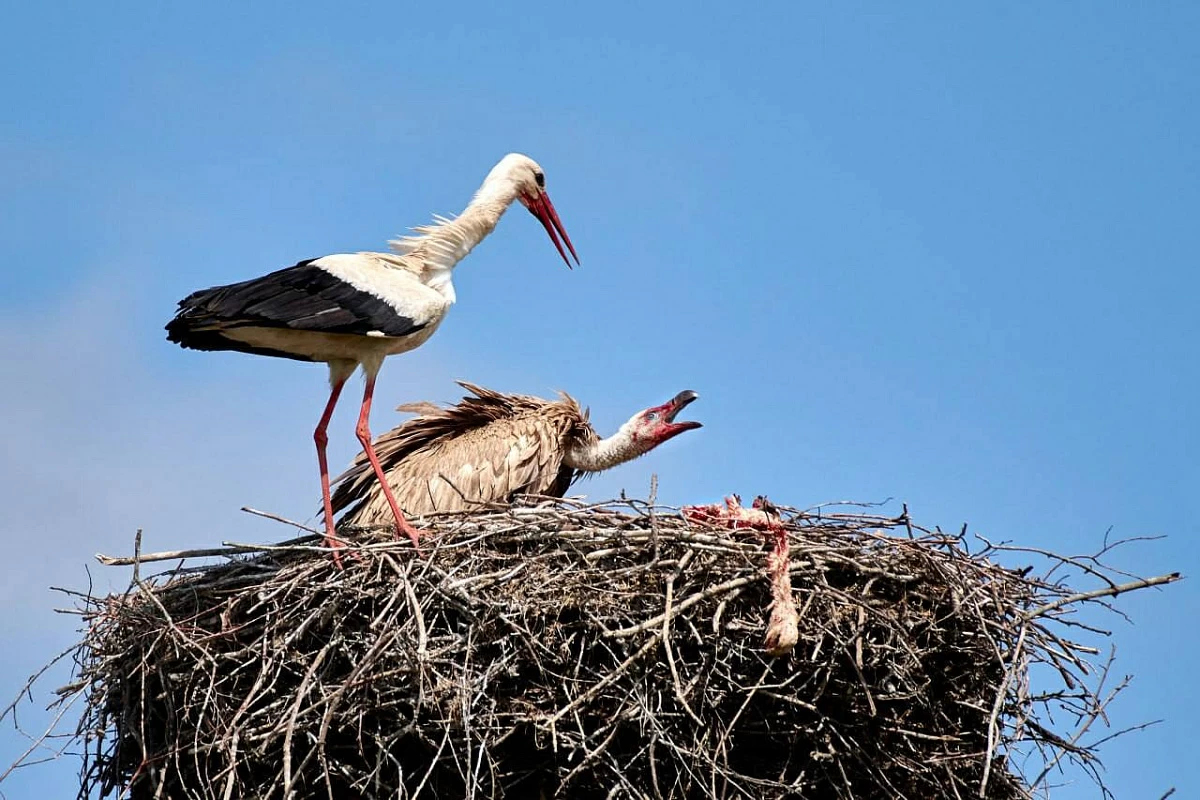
[{"x1": 331, "y1": 383, "x2": 590, "y2": 523}]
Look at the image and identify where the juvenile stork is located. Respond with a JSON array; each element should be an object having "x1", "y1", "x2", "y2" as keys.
[
  {"x1": 330, "y1": 382, "x2": 701, "y2": 526},
  {"x1": 165, "y1": 154, "x2": 578, "y2": 565}
]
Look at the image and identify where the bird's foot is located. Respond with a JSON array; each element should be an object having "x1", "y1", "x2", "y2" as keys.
[
  {"x1": 394, "y1": 520, "x2": 425, "y2": 556},
  {"x1": 322, "y1": 532, "x2": 351, "y2": 570},
  {"x1": 325, "y1": 542, "x2": 345, "y2": 570}
]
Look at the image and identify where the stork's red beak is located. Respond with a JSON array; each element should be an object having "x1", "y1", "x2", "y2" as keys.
[
  {"x1": 652, "y1": 390, "x2": 702, "y2": 440},
  {"x1": 524, "y1": 191, "x2": 579, "y2": 269}
]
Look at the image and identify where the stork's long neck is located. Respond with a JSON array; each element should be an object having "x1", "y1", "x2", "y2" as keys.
[
  {"x1": 389, "y1": 178, "x2": 522, "y2": 282},
  {"x1": 564, "y1": 423, "x2": 647, "y2": 472}
]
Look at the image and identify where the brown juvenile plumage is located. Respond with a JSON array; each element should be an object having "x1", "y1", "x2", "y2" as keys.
[{"x1": 330, "y1": 382, "x2": 700, "y2": 527}]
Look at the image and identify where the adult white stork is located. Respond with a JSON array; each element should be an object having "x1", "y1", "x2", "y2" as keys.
[
  {"x1": 329, "y1": 382, "x2": 701, "y2": 526},
  {"x1": 165, "y1": 154, "x2": 578, "y2": 566}
]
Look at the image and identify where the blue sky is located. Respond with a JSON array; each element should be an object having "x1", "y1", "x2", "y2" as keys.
[{"x1": 1, "y1": 2, "x2": 1196, "y2": 797}]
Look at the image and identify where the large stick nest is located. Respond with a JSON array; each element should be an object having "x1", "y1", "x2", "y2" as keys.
[{"x1": 50, "y1": 498, "x2": 1178, "y2": 798}]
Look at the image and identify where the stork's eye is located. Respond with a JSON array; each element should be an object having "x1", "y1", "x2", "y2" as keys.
[
  {"x1": 645, "y1": 412, "x2": 659, "y2": 422},
  {"x1": 534, "y1": 171, "x2": 545, "y2": 188}
]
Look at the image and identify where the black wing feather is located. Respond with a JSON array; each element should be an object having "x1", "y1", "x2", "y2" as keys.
[{"x1": 166, "y1": 259, "x2": 426, "y2": 359}]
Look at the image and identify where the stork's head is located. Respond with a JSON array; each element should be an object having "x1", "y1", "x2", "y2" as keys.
[
  {"x1": 624, "y1": 390, "x2": 703, "y2": 452},
  {"x1": 487, "y1": 153, "x2": 579, "y2": 268},
  {"x1": 566, "y1": 390, "x2": 701, "y2": 472}
]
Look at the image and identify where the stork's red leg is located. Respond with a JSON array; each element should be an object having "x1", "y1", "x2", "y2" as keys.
[
  {"x1": 315, "y1": 376, "x2": 349, "y2": 568},
  {"x1": 355, "y1": 375, "x2": 423, "y2": 548}
]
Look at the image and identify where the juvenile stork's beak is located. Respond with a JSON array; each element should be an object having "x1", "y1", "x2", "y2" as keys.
[
  {"x1": 524, "y1": 192, "x2": 580, "y2": 268},
  {"x1": 663, "y1": 390, "x2": 702, "y2": 431},
  {"x1": 652, "y1": 390, "x2": 702, "y2": 441}
]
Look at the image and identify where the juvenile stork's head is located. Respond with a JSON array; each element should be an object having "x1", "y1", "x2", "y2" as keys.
[
  {"x1": 486, "y1": 153, "x2": 580, "y2": 268},
  {"x1": 565, "y1": 390, "x2": 702, "y2": 472},
  {"x1": 625, "y1": 390, "x2": 703, "y2": 450}
]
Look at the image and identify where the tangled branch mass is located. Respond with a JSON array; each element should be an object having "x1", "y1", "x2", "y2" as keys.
[{"x1": 46, "y1": 498, "x2": 1179, "y2": 798}]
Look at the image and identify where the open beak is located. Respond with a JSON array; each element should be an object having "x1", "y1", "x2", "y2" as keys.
[
  {"x1": 656, "y1": 390, "x2": 702, "y2": 438},
  {"x1": 524, "y1": 191, "x2": 580, "y2": 269}
]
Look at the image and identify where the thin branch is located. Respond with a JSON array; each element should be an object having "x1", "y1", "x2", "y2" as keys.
[{"x1": 1024, "y1": 573, "x2": 1182, "y2": 620}]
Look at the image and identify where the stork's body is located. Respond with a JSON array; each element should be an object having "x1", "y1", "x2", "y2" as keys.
[
  {"x1": 165, "y1": 154, "x2": 578, "y2": 566},
  {"x1": 330, "y1": 382, "x2": 701, "y2": 526}
]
